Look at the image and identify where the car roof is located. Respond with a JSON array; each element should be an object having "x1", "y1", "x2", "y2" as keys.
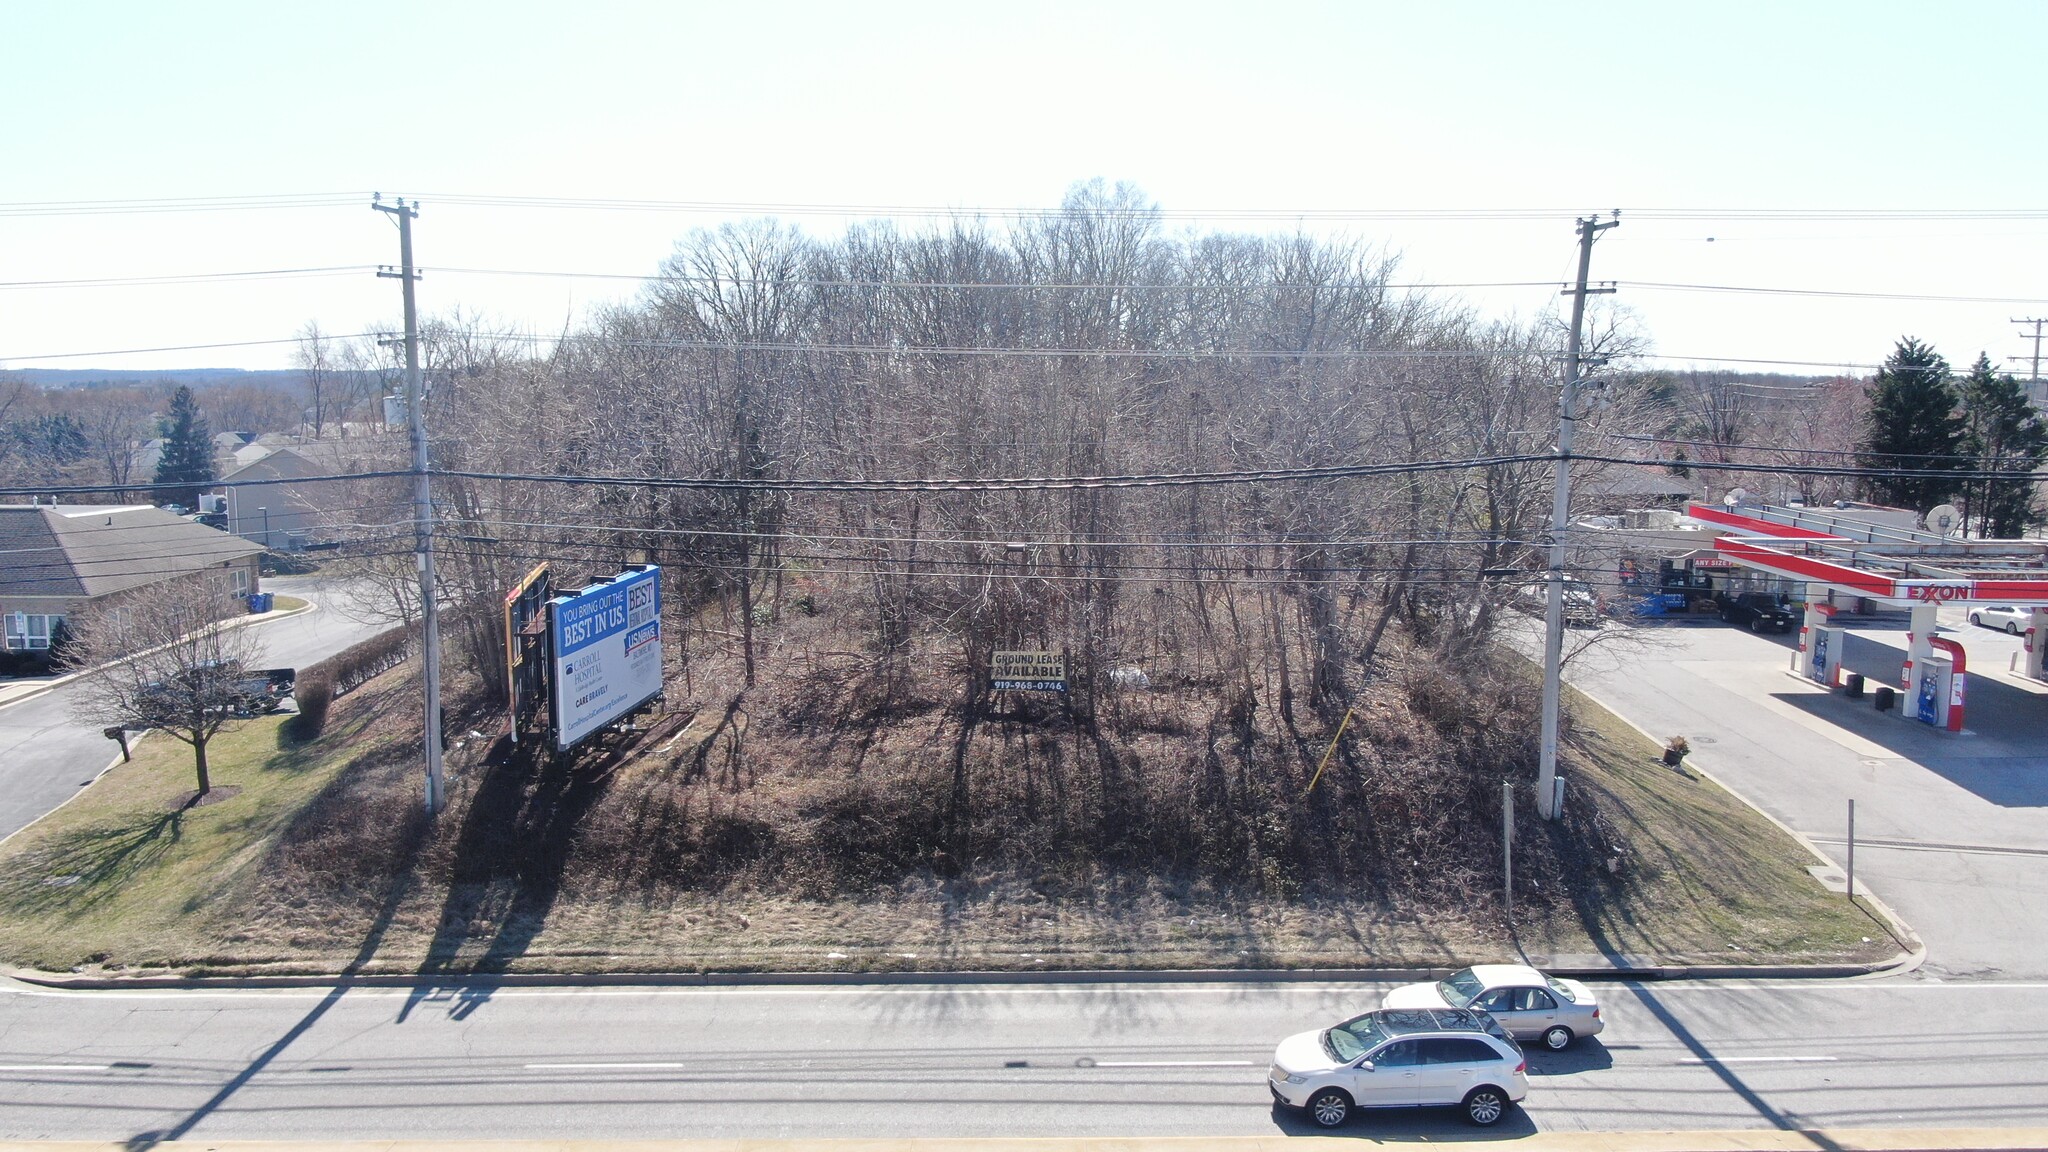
[
  {"x1": 1467, "y1": 963, "x2": 1546, "y2": 986},
  {"x1": 1371, "y1": 1007, "x2": 1502, "y2": 1038}
]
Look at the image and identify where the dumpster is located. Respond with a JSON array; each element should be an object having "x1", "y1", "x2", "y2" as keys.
[{"x1": 247, "y1": 592, "x2": 275, "y2": 614}]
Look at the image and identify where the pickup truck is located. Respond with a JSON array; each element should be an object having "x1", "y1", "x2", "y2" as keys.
[
  {"x1": 131, "y1": 662, "x2": 297, "y2": 727},
  {"x1": 1717, "y1": 591, "x2": 1797, "y2": 634}
]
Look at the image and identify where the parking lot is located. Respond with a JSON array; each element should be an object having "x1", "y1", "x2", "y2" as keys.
[{"x1": 1562, "y1": 606, "x2": 2048, "y2": 980}]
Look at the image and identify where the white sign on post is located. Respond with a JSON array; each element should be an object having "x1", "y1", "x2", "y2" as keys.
[{"x1": 549, "y1": 566, "x2": 663, "y2": 751}]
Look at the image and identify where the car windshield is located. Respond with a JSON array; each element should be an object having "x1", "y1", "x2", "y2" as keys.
[
  {"x1": 1323, "y1": 1014, "x2": 1389, "y2": 1062},
  {"x1": 1436, "y1": 968, "x2": 1485, "y2": 1008},
  {"x1": 1544, "y1": 975, "x2": 1577, "y2": 1002}
]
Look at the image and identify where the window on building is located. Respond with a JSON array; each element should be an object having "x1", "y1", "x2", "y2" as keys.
[{"x1": 5, "y1": 613, "x2": 60, "y2": 651}]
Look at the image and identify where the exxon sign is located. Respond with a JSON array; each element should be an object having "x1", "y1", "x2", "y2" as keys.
[{"x1": 1904, "y1": 582, "x2": 1973, "y2": 604}]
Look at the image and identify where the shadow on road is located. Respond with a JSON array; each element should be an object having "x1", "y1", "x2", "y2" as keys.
[
  {"x1": 123, "y1": 821, "x2": 421, "y2": 1150},
  {"x1": 1764, "y1": 632, "x2": 2048, "y2": 809},
  {"x1": 1268, "y1": 1100, "x2": 1539, "y2": 1139}
]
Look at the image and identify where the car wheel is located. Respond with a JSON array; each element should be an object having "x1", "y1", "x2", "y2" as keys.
[
  {"x1": 1306, "y1": 1087, "x2": 1352, "y2": 1128},
  {"x1": 1971, "y1": 612, "x2": 1983, "y2": 627},
  {"x1": 1750, "y1": 618, "x2": 1763, "y2": 633},
  {"x1": 1542, "y1": 1025, "x2": 1573, "y2": 1050},
  {"x1": 1464, "y1": 1086, "x2": 1509, "y2": 1127},
  {"x1": 2008, "y1": 622, "x2": 2021, "y2": 636}
]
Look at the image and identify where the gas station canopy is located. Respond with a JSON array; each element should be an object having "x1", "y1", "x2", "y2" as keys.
[
  {"x1": 1688, "y1": 503, "x2": 2048, "y2": 608},
  {"x1": 1686, "y1": 502, "x2": 2047, "y2": 731}
]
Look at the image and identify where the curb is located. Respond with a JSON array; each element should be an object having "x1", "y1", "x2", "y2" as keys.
[
  {"x1": 0, "y1": 598, "x2": 317, "y2": 712},
  {"x1": 2, "y1": 954, "x2": 1911, "y2": 992},
  {"x1": 1573, "y1": 684, "x2": 1926, "y2": 980}
]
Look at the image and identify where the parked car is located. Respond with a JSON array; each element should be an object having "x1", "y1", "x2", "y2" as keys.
[
  {"x1": 1382, "y1": 963, "x2": 1604, "y2": 1051},
  {"x1": 1969, "y1": 605, "x2": 2031, "y2": 635},
  {"x1": 1268, "y1": 1007, "x2": 1527, "y2": 1128},
  {"x1": 1716, "y1": 591, "x2": 1796, "y2": 634},
  {"x1": 1513, "y1": 581, "x2": 1602, "y2": 627}
]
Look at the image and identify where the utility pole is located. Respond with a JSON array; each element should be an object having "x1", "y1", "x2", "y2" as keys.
[
  {"x1": 374, "y1": 195, "x2": 446, "y2": 815},
  {"x1": 1539, "y1": 214, "x2": 1618, "y2": 820},
  {"x1": 2010, "y1": 317, "x2": 2045, "y2": 407}
]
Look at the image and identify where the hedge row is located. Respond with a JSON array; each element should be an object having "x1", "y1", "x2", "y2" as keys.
[
  {"x1": 291, "y1": 626, "x2": 416, "y2": 740},
  {"x1": 312, "y1": 626, "x2": 417, "y2": 696}
]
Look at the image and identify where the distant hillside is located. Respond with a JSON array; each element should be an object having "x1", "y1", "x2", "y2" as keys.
[{"x1": 0, "y1": 367, "x2": 305, "y2": 391}]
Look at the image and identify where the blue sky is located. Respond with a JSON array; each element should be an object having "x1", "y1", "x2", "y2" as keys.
[{"x1": 4, "y1": 1, "x2": 2045, "y2": 376}]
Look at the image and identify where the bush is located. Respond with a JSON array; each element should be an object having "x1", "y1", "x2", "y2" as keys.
[
  {"x1": 292, "y1": 673, "x2": 334, "y2": 739},
  {"x1": 302, "y1": 626, "x2": 416, "y2": 698}
]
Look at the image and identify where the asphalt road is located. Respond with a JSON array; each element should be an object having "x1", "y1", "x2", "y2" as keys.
[
  {"x1": 0, "y1": 573, "x2": 393, "y2": 841},
  {"x1": 1561, "y1": 608, "x2": 2048, "y2": 980},
  {"x1": 1, "y1": 975, "x2": 2044, "y2": 1141}
]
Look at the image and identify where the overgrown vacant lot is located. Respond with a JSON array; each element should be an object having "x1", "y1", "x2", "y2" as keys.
[{"x1": 0, "y1": 610, "x2": 1899, "y2": 977}]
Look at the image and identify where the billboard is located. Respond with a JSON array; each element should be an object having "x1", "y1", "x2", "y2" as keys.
[
  {"x1": 549, "y1": 566, "x2": 663, "y2": 751},
  {"x1": 991, "y1": 650, "x2": 1067, "y2": 692},
  {"x1": 503, "y1": 562, "x2": 552, "y2": 742}
]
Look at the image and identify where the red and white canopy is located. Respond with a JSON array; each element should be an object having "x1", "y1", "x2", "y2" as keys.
[{"x1": 1688, "y1": 504, "x2": 2048, "y2": 607}]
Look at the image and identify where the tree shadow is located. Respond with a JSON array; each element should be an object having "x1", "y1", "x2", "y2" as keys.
[
  {"x1": 399, "y1": 741, "x2": 623, "y2": 1022},
  {"x1": 122, "y1": 808, "x2": 422, "y2": 1150},
  {"x1": 2, "y1": 809, "x2": 184, "y2": 914}
]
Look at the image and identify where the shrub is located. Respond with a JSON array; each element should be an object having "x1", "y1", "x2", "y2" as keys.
[
  {"x1": 292, "y1": 673, "x2": 334, "y2": 739},
  {"x1": 301, "y1": 626, "x2": 416, "y2": 698}
]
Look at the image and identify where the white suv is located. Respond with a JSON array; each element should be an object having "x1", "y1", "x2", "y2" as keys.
[{"x1": 1269, "y1": 1007, "x2": 1528, "y2": 1127}]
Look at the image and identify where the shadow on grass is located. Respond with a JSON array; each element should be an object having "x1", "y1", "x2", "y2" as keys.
[
  {"x1": 399, "y1": 740, "x2": 623, "y2": 1021},
  {"x1": 0, "y1": 809, "x2": 185, "y2": 916}
]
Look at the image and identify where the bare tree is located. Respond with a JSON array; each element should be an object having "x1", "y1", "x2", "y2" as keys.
[
  {"x1": 62, "y1": 575, "x2": 266, "y2": 798},
  {"x1": 294, "y1": 320, "x2": 334, "y2": 438}
]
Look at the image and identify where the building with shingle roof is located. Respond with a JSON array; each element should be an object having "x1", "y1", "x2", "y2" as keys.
[{"x1": 0, "y1": 504, "x2": 263, "y2": 661}]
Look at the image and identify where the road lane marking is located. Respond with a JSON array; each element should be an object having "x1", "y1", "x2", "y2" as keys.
[
  {"x1": 1077, "y1": 1059, "x2": 1257, "y2": 1068},
  {"x1": 1678, "y1": 1056, "x2": 1836, "y2": 1064},
  {"x1": 0, "y1": 1063, "x2": 112, "y2": 1072},
  {"x1": 524, "y1": 1062, "x2": 692, "y2": 1070}
]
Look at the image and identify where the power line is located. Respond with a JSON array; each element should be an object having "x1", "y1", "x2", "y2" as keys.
[{"x1": 0, "y1": 267, "x2": 374, "y2": 291}]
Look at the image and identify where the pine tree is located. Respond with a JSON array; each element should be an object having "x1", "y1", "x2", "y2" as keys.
[
  {"x1": 1958, "y1": 352, "x2": 2048, "y2": 537},
  {"x1": 152, "y1": 385, "x2": 215, "y2": 510},
  {"x1": 1858, "y1": 337, "x2": 1964, "y2": 512}
]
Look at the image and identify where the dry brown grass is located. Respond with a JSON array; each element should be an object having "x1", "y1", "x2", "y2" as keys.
[{"x1": 0, "y1": 596, "x2": 1895, "y2": 976}]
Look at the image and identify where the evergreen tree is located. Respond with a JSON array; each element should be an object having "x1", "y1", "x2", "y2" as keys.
[
  {"x1": 1858, "y1": 337, "x2": 1964, "y2": 512},
  {"x1": 1958, "y1": 352, "x2": 2048, "y2": 537},
  {"x1": 152, "y1": 385, "x2": 215, "y2": 509}
]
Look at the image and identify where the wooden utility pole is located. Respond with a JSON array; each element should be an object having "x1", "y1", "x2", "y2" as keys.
[
  {"x1": 1539, "y1": 214, "x2": 1617, "y2": 820},
  {"x1": 374, "y1": 195, "x2": 446, "y2": 815},
  {"x1": 2010, "y1": 317, "x2": 2045, "y2": 407}
]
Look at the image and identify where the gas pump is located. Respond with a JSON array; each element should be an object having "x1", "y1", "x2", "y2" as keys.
[
  {"x1": 1915, "y1": 654, "x2": 1956, "y2": 729},
  {"x1": 1809, "y1": 626, "x2": 1844, "y2": 687}
]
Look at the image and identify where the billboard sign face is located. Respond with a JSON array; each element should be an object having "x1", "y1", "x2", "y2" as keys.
[
  {"x1": 549, "y1": 566, "x2": 662, "y2": 750},
  {"x1": 992, "y1": 650, "x2": 1066, "y2": 692}
]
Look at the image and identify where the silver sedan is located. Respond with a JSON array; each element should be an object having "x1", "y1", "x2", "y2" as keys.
[{"x1": 1382, "y1": 964, "x2": 1604, "y2": 1050}]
